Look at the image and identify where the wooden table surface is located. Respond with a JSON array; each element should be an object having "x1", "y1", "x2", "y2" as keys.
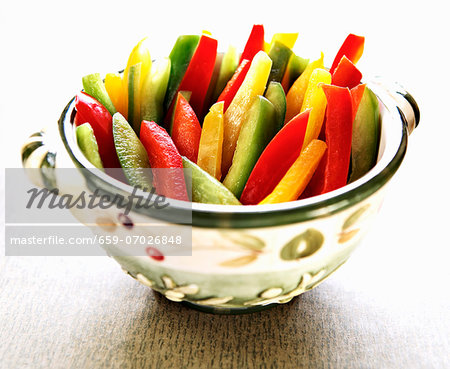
[{"x1": 0, "y1": 253, "x2": 448, "y2": 369}]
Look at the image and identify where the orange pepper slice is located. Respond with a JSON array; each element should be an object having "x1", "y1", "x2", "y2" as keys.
[
  {"x1": 285, "y1": 53, "x2": 324, "y2": 123},
  {"x1": 258, "y1": 139, "x2": 327, "y2": 204}
]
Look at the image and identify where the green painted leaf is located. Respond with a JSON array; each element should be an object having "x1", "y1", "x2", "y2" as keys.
[
  {"x1": 219, "y1": 254, "x2": 258, "y2": 267},
  {"x1": 221, "y1": 232, "x2": 265, "y2": 251},
  {"x1": 342, "y1": 204, "x2": 370, "y2": 231},
  {"x1": 280, "y1": 229, "x2": 324, "y2": 261}
]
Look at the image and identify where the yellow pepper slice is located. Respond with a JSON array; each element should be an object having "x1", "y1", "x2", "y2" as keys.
[
  {"x1": 197, "y1": 101, "x2": 224, "y2": 180},
  {"x1": 222, "y1": 51, "x2": 272, "y2": 175},
  {"x1": 265, "y1": 33, "x2": 299, "y2": 52},
  {"x1": 122, "y1": 37, "x2": 152, "y2": 121},
  {"x1": 105, "y1": 73, "x2": 126, "y2": 118},
  {"x1": 259, "y1": 139, "x2": 327, "y2": 204},
  {"x1": 300, "y1": 68, "x2": 331, "y2": 149},
  {"x1": 285, "y1": 52, "x2": 324, "y2": 123}
]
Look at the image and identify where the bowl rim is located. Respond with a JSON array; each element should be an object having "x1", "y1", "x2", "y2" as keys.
[{"x1": 59, "y1": 81, "x2": 408, "y2": 229}]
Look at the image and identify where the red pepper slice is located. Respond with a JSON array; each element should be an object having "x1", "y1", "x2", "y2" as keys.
[
  {"x1": 216, "y1": 59, "x2": 251, "y2": 111},
  {"x1": 171, "y1": 93, "x2": 202, "y2": 163},
  {"x1": 140, "y1": 120, "x2": 188, "y2": 201},
  {"x1": 303, "y1": 85, "x2": 353, "y2": 196},
  {"x1": 329, "y1": 34, "x2": 365, "y2": 75},
  {"x1": 176, "y1": 34, "x2": 218, "y2": 118},
  {"x1": 239, "y1": 24, "x2": 265, "y2": 63},
  {"x1": 331, "y1": 56, "x2": 362, "y2": 89},
  {"x1": 74, "y1": 92, "x2": 120, "y2": 168},
  {"x1": 350, "y1": 83, "x2": 366, "y2": 121},
  {"x1": 240, "y1": 109, "x2": 310, "y2": 205}
]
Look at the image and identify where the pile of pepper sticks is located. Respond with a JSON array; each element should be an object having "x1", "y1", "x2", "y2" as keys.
[{"x1": 75, "y1": 25, "x2": 379, "y2": 205}]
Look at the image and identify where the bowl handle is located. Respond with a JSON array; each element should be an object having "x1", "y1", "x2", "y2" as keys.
[
  {"x1": 392, "y1": 84, "x2": 420, "y2": 136},
  {"x1": 20, "y1": 129, "x2": 108, "y2": 230},
  {"x1": 21, "y1": 129, "x2": 59, "y2": 188},
  {"x1": 369, "y1": 78, "x2": 420, "y2": 136},
  {"x1": 21, "y1": 127, "x2": 76, "y2": 189}
]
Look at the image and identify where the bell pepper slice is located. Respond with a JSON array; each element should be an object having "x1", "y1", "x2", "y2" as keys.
[
  {"x1": 76, "y1": 123, "x2": 104, "y2": 169},
  {"x1": 127, "y1": 63, "x2": 141, "y2": 133},
  {"x1": 259, "y1": 139, "x2": 327, "y2": 204},
  {"x1": 240, "y1": 24, "x2": 265, "y2": 63},
  {"x1": 124, "y1": 38, "x2": 152, "y2": 85},
  {"x1": 331, "y1": 56, "x2": 362, "y2": 89},
  {"x1": 140, "y1": 120, "x2": 183, "y2": 168},
  {"x1": 212, "y1": 44, "x2": 239, "y2": 102},
  {"x1": 141, "y1": 57, "x2": 171, "y2": 125},
  {"x1": 304, "y1": 84, "x2": 353, "y2": 196},
  {"x1": 202, "y1": 53, "x2": 223, "y2": 119},
  {"x1": 223, "y1": 95, "x2": 277, "y2": 198},
  {"x1": 285, "y1": 53, "x2": 324, "y2": 123},
  {"x1": 268, "y1": 41, "x2": 293, "y2": 83},
  {"x1": 265, "y1": 33, "x2": 299, "y2": 52},
  {"x1": 329, "y1": 34, "x2": 365, "y2": 75},
  {"x1": 264, "y1": 81, "x2": 286, "y2": 132},
  {"x1": 350, "y1": 83, "x2": 366, "y2": 121},
  {"x1": 300, "y1": 68, "x2": 332, "y2": 149},
  {"x1": 82, "y1": 73, "x2": 117, "y2": 116},
  {"x1": 176, "y1": 34, "x2": 218, "y2": 118},
  {"x1": 221, "y1": 51, "x2": 272, "y2": 176},
  {"x1": 168, "y1": 90, "x2": 192, "y2": 134},
  {"x1": 197, "y1": 101, "x2": 224, "y2": 180},
  {"x1": 74, "y1": 92, "x2": 120, "y2": 168},
  {"x1": 105, "y1": 73, "x2": 126, "y2": 118},
  {"x1": 216, "y1": 58, "x2": 251, "y2": 112},
  {"x1": 281, "y1": 54, "x2": 309, "y2": 93},
  {"x1": 182, "y1": 157, "x2": 241, "y2": 205},
  {"x1": 171, "y1": 93, "x2": 202, "y2": 163},
  {"x1": 140, "y1": 120, "x2": 188, "y2": 201},
  {"x1": 240, "y1": 109, "x2": 310, "y2": 205},
  {"x1": 348, "y1": 85, "x2": 380, "y2": 182},
  {"x1": 316, "y1": 83, "x2": 364, "y2": 156},
  {"x1": 164, "y1": 35, "x2": 200, "y2": 111},
  {"x1": 112, "y1": 113, "x2": 153, "y2": 189},
  {"x1": 123, "y1": 38, "x2": 152, "y2": 119}
]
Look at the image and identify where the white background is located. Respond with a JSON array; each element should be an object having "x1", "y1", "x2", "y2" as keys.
[{"x1": 0, "y1": 0, "x2": 449, "y2": 342}]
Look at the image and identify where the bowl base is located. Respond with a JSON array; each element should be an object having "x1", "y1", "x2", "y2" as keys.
[{"x1": 181, "y1": 301, "x2": 280, "y2": 315}]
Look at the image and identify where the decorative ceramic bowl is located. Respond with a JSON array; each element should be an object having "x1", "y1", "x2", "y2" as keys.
[{"x1": 21, "y1": 78, "x2": 419, "y2": 314}]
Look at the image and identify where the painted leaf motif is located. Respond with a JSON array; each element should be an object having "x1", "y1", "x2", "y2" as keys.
[
  {"x1": 95, "y1": 217, "x2": 117, "y2": 232},
  {"x1": 342, "y1": 204, "x2": 370, "y2": 230},
  {"x1": 220, "y1": 232, "x2": 265, "y2": 251},
  {"x1": 280, "y1": 229, "x2": 324, "y2": 261},
  {"x1": 338, "y1": 228, "x2": 360, "y2": 243},
  {"x1": 219, "y1": 254, "x2": 258, "y2": 267}
]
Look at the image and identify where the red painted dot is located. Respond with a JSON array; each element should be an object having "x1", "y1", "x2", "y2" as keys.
[
  {"x1": 146, "y1": 247, "x2": 164, "y2": 261},
  {"x1": 118, "y1": 213, "x2": 134, "y2": 229}
]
